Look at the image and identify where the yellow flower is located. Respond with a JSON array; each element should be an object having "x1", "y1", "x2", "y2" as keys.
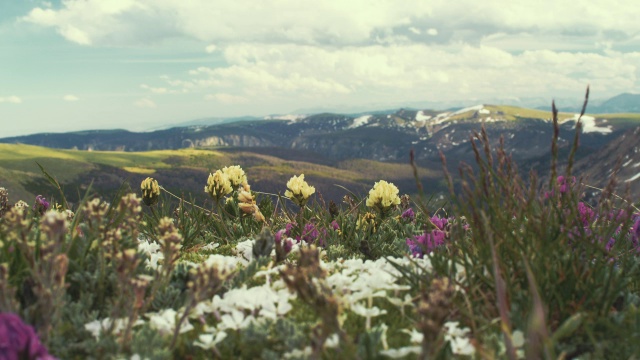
[
  {"x1": 285, "y1": 174, "x2": 315, "y2": 207},
  {"x1": 366, "y1": 180, "x2": 401, "y2": 212},
  {"x1": 356, "y1": 212, "x2": 378, "y2": 232},
  {"x1": 222, "y1": 165, "x2": 247, "y2": 189},
  {"x1": 204, "y1": 170, "x2": 232, "y2": 201},
  {"x1": 141, "y1": 177, "x2": 160, "y2": 206}
]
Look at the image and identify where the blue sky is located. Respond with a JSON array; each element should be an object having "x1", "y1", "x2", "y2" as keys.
[{"x1": 1, "y1": 0, "x2": 639, "y2": 137}]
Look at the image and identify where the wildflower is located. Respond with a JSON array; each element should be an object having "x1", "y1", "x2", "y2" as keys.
[
  {"x1": 356, "y1": 212, "x2": 378, "y2": 232},
  {"x1": 0, "y1": 312, "x2": 55, "y2": 360},
  {"x1": 14, "y1": 200, "x2": 29, "y2": 210},
  {"x1": 147, "y1": 308, "x2": 194, "y2": 336},
  {"x1": 546, "y1": 175, "x2": 577, "y2": 199},
  {"x1": 140, "y1": 177, "x2": 160, "y2": 206},
  {"x1": 407, "y1": 216, "x2": 448, "y2": 258},
  {"x1": 275, "y1": 229, "x2": 293, "y2": 262},
  {"x1": 285, "y1": 174, "x2": 315, "y2": 207},
  {"x1": 194, "y1": 330, "x2": 228, "y2": 350},
  {"x1": 0, "y1": 187, "x2": 8, "y2": 217},
  {"x1": 401, "y1": 208, "x2": 415, "y2": 221},
  {"x1": 557, "y1": 175, "x2": 576, "y2": 194},
  {"x1": 222, "y1": 165, "x2": 247, "y2": 189},
  {"x1": 34, "y1": 195, "x2": 49, "y2": 215},
  {"x1": 366, "y1": 180, "x2": 400, "y2": 214},
  {"x1": 237, "y1": 183, "x2": 265, "y2": 222},
  {"x1": 298, "y1": 222, "x2": 326, "y2": 246},
  {"x1": 204, "y1": 170, "x2": 232, "y2": 202},
  {"x1": 443, "y1": 321, "x2": 475, "y2": 356},
  {"x1": 577, "y1": 202, "x2": 596, "y2": 227}
]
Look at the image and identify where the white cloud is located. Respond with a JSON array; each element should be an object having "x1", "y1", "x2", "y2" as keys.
[
  {"x1": 17, "y1": 0, "x2": 640, "y2": 114},
  {"x1": 63, "y1": 94, "x2": 79, "y2": 101},
  {"x1": 134, "y1": 98, "x2": 157, "y2": 108},
  {"x1": 21, "y1": 1, "x2": 640, "y2": 49},
  {"x1": 140, "y1": 84, "x2": 174, "y2": 94},
  {"x1": 205, "y1": 44, "x2": 217, "y2": 53},
  {"x1": 0, "y1": 96, "x2": 22, "y2": 104},
  {"x1": 151, "y1": 43, "x2": 638, "y2": 104},
  {"x1": 205, "y1": 93, "x2": 248, "y2": 104}
]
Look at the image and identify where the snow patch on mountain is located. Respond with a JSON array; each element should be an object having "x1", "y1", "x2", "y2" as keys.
[
  {"x1": 415, "y1": 111, "x2": 432, "y2": 121},
  {"x1": 348, "y1": 115, "x2": 372, "y2": 129},
  {"x1": 564, "y1": 115, "x2": 612, "y2": 134},
  {"x1": 452, "y1": 104, "x2": 484, "y2": 115}
]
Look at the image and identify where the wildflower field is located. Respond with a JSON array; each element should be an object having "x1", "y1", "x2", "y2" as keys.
[{"x1": 1, "y1": 102, "x2": 640, "y2": 359}]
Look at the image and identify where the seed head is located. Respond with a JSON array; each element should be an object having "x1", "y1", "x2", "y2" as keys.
[{"x1": 140, "y1": 177, "x2": 160, "y2": 206}]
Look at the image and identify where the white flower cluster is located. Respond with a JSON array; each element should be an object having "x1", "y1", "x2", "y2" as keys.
[{"x1": 83, "y1": 249, "x2": 474, "y2": 357}]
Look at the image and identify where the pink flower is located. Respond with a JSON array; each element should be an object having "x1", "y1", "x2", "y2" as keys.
[{"x1": 0, "y1": 312, "x2": 55, "y2": 360}]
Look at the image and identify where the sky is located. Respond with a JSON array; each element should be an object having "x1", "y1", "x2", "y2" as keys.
[{"x1": 1, "y1": 0, "x2": 639, "y2": 137}]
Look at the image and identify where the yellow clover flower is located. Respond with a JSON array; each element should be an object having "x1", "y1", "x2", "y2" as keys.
[
  {"x1": 204, "y1": 170, "x2": 232, "y2": 201},
  {"x1": 285, "y1": 174, "x2": 315, "y2": 207},
  {"x1": 141, "y1": 177, "x2": 160, "y2": 206},
  {"x1": 222, "y1": 165, "x2": 247, "y2": 189},
  {"x1": 366, "y1": 180, "x2": 401, "y2": 213}
]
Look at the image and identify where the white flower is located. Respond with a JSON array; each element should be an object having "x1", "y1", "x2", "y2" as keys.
[
  {"x1": 324, "y1": 333, "x2": 340, "y2": 349},
  {"x1": 512, "y1": 330, "x2": 525, "y2": 348},
  {"x1": 138, "y1": 238, "x2": 164, "y2": 270},
  {"x1": 283, "y1": 346, "x2": 312, "y2": 359},
  {"x1": 401, "y1": 328, "x2": 424, "y2": 344},
  {"x1": 194, "y1": 331, "x2": 228, "y2": 350},
  {"x1": 147, "y1": 308, "x2": 193, "y2": 336},
  {"x1": 203, "y1": 254, "x2": 241, "y2": 274},
  {"x1": 379, "y1": 346, "x2": 421, "y2": 358},
  {"x1": 443, "y1": 321, "x2": 475, "y2": 356},
  {"x1": 387, "y1": 293, "x2": 414, "y2": 315},
  {"x1": 200, "y1": 242, "x2": 220, "y2": 251},
  {"x1": 84, "y1": 317, "x2": 137, "y2": 339},
  {"x1": 351, "y1": 303, "x2": 387, "y2": 318},
  {"x1": 218, "y1": 309, "x2": 254, "y2": 331},
  {"x1": 234, "y1": 239, "x2": 255, "y2": 264}
]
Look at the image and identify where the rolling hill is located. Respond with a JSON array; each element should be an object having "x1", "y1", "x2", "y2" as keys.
[
  {"x1": 2, "y1": 103, "x2": 639, "y2": 206},
  {"x1": 0, "y1": 143, "x2": 443, "y2": 208}
]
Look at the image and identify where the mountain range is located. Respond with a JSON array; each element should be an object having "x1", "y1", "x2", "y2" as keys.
[{"x1": 1, "y1": 97, "x2": 639, "y2": 204}]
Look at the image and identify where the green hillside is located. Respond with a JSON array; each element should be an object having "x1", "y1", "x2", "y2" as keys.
[{"x1": 0, "y1": 143, "x2": 442, "y2": 207}]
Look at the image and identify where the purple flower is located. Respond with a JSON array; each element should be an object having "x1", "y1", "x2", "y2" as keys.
[
  {"x1": 406, "y1": 230, "x2": 446, "y2": 258},
  {"x1": 631, "y1": 217, "x2": 640, "y2": 249},
  {"x1": 331, "y1": 220, "x2": 340, "y2": 231},
  {"x1": 557, "y1": 176, "x2": 576, "y2": 194},
  {"x1": 577, "y1": 202, "x2": 596, "y2": 227},
  {"x1": 33, "y1": 195, "x2": 50, "y2": 215},
  {"x1": 0, "y1": 312, "x2": 55, "y2": 360},
  {"x1": 297, "y1": 222, "x2": 326, "y2": 246},
  {"x1": 285, "y1": 222, "x2": 296, "y2": 237},
  {"x1": 401, "y1": 208, "x2": 415, "y2": 221},
  {"x1": 545, "y1": 176, "x2": 577, "y2": 199},
  {"x1": 274, "y1": 229, "x2": 293, "y2": 255},
  {"x1": 406, "y1": 215, "x2": 448, "y2": 258}
]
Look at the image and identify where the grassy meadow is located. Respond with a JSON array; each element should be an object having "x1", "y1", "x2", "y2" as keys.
[{"x1": 1, "y1": 111, "x2": 640, "y2": 359}]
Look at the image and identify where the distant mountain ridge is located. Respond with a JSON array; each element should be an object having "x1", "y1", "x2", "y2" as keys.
[
  {"x1": 2, "y1": 98, "x2": 639, "y2": 203},
  {"x1": 536, "y1": 93, "x2": 640, "y2": 114}
]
